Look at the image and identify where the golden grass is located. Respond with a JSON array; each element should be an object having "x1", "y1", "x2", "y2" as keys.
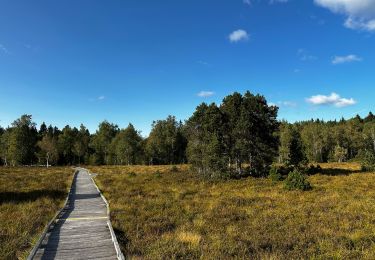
[
  {"x1": 88, "y1": 163, "x2": 375, "y2": 259},
  {"x1": 0, "y1": 167, "x2": 73, "y2": 259}
]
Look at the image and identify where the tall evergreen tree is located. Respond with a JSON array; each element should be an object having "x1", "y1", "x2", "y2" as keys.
[
  {"x1": 58, "y1": 125, "x2": 78, "y2": 165},
  {"x1": 73, "y1": 124, "x2": 90, "y2": 164},
  {"x1": 90, "y1": 121, "x2": 119, "y2": 165},
  {"x1": 8, "y1": 115, "x2": 38, "y2": 165},
  {"x1": 288, "y1": 126, "x2": 306, "y2": 167}
]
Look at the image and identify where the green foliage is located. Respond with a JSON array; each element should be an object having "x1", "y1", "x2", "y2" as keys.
[
  {"x1": 287, "y1": 126, "x2": 306, "y2": 167},
  {"x1": 269, "y1": 166, "x2": 283, "y2": 182},
  {"x1": 187, "y1": 91, "x2": 279, "y2": 178},
  {"x1": 284, "y1": 170, "x2": 312, "y2": 191},
  {"x1": 361, "y1": 150, "x2": 375, "y2": 172},
  {"x1": 73, "y1": 124, "x2": 90, "y2": 164},
  {"x1": 90, "y1": 121, "x2": 119, "y2": 165},
  {"x1": 146, "y1": 116, "x2": 187, "y2": 165},
  {"x1": 110, "y1": 124, "x2": 144, "y2": 165},
  {"x1": 333, "y1": 145, "x2": 348, "y2": 163},
  {"x1": 37, "y1": 135, "x2": 58, "y2": 166},
  {"x1": 57, "y1": 125, "x2": 78, "y2": 165},
  {"x1": 8, "y1": 115, "x2": 38, "y2": 165}
]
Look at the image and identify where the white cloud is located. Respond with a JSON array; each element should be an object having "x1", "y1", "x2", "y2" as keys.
[
  {"x1": 314, "y1": 0, "x2": 375, "y2": 31},
  {"x1": 306, "y1": 92, "x2": 357, "y2": 107},
  {"x1": 98, "y1": 96, "x2": 105, "y2": 100},
  {"x1": 332, "y1": 54, "x2": 362, "y2": 64},
  {"x1": 197, "y1": 91, "x2": 215, "y2": 98},
  {"x1": 228, "y1": 29, "x2": 249, "y2": 43},
  {"x1": 344, "y1": 16, "x2": 375, "y2": 31},
  {"x1": 0, "y1": 44, "x2": 10, "y2": 54},
  {"x1": 297, "y1": 49, "x2": 317, "y2": 61}
]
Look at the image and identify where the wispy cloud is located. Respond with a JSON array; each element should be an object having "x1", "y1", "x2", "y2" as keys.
[
  {"x1": 332, "y1": 54, "x2": 362, "y2": 64},
  {"x1": 279, "y1": 101, "x2": 297, "y2": 107},
  {"x1": 243, "y1": 0, "x2": 252, "y2": 6},
  {"x1": 315, "y1": 0, "x2": 375, "y2": 31},
  {"x1": 306, "y1": 92, "x2": 357, "y2": 107},
  {"x1": 89, "y1": 96, "x2": 106, "y2": 102},
  {"x1": 271, "y1": 101, "x2": 297, "y2": 107},
  {"x1": 269, "y1": 0, "x2": 288, "y2": 4},
  {"x1": 0, "y1": 44, "x2": 10, "y2": 54},
  {"x1": 197, "y1": 60, "x2": 210, "y2": 66},
  {"x1": 197, "y1": 91, "x2": 215, "y2": 98},
  {"x1": 245, "y1": 0, "x2": 288, "y2": 5},
  {"x1": 228, "y1": 29, "x2": 249, "y2": 43},
  {"x1": 297, "y1": 49, "x2": 317, "y2": 61}
]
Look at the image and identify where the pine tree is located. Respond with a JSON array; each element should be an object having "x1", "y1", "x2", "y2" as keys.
[
  {"x1": 8, "y1": 115, "x2": 38, "y2": 165},
  {"x1": 287, "y1": 126, "x2": 306, "y2": 167}
]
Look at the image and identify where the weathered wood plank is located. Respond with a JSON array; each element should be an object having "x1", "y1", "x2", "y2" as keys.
[{"x1": 30, "y1": 169, "x2": 123, "y2": 260}]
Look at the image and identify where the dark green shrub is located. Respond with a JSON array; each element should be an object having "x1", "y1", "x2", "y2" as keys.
[
  {"x1": 361, "y1": 151, "x2": 375, "y2": 172},
  {"x1": 269, "y1": 166, "x2": 283, "y2": 182},
  {"x1": 284, "y1": 170, "x2": 312, "y2": 191}
]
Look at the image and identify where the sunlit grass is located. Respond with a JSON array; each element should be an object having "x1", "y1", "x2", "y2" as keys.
[
  {"x1": 88, "y1": 163, "x2": 375, "y2": 259},
  {"x1": 0, "y1": 167, "x2": 73, "y2": 259}
]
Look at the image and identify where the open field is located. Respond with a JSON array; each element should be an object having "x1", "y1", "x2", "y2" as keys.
[
  {"x1": 88, "y1": 163, "x2": 375, "y2": 259},
  {"x1": 0, "y1": 167, "x2": 73, "y2": 259}
]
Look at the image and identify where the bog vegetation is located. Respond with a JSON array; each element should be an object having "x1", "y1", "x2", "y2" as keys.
[
  {"x1": 88, "y1": 163, "x2": 375, "y2": 259},
  {"x1": 1, "y1": 91, "x2": 375, "y2": 178},
  {"x1": 0, "y1": 167, "x2": 73, "y2": 259}
]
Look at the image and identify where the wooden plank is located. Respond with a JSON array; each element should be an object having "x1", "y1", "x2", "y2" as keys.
[{"x1": 29, "y1": 169, "x2": 124, "y2": 260}]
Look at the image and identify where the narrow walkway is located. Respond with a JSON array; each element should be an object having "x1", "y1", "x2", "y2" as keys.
[{"x1": 31, "y1": 169, "x2": 121, "y2": 260}]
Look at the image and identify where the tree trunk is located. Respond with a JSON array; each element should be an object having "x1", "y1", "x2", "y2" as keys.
[{"x1": 46, "y1": 153, "x2": 50, "y2": 168}]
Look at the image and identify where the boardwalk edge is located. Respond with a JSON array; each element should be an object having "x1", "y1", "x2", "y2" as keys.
[
  {"x1": 27, "y1": 169, "x2": 78, "y2": 260},
  {"x1": 87, "y1": 168, "x2": 125, "y2": 260}
]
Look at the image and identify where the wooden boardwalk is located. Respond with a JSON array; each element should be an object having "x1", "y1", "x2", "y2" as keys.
[{"x1": 29, "y1": 168, "x2": 123, "y2": 260}]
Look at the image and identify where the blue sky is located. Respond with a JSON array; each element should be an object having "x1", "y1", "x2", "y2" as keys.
[{"x1": 0, "y1": 0, "x2": 374, "y2": 136}]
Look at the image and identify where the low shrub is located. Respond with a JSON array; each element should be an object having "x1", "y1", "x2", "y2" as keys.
[
  {"x1": 361, "y1": 151, "x2": 375, "y2": 172},
  {"x1": 284, "y1": 170, "x2": 312, "y2": 191},
  {"x1": 269, "y1": 166, "x2": 283, "y2": 182}
]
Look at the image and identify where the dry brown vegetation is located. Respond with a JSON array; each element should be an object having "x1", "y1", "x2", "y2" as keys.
[
  {"x1": 88, "y1": 163, "x2": 375, "y2": 259},
  {"x1": 0, "y1": 167, "x2": 73, "y2": 259}
]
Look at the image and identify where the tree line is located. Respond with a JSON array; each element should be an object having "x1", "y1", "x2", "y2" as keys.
[
  {"x1": 0, "y1": 115, "x2": 187, "y2": 167},
  {"x1": 1, "y1": 91, "x2": 375, "y2": 178},
  {"x1": 278, "y1": 113, "x2": 375, "y2": 165}
]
